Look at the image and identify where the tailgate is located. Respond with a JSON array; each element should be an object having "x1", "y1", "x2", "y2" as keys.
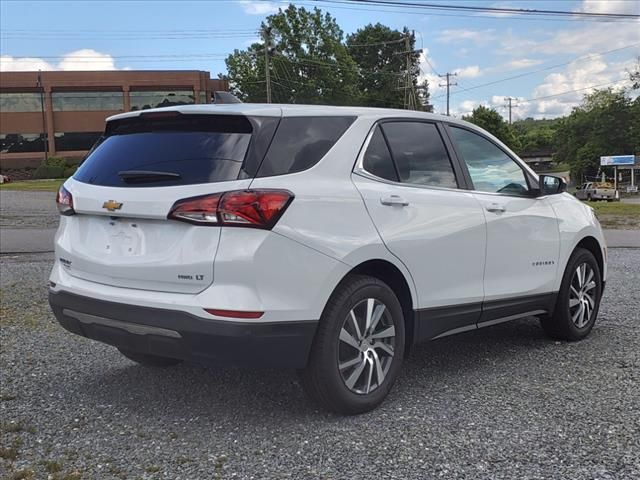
[
  {"x1": 55, "y1": 111, "x2": 277, "y2": 294},
  {"x1": 57, "y1": 180, "x2": 250, "y2": 294}
]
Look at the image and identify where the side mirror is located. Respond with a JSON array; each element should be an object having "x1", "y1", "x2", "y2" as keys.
[{"x1": 538, "y1": 175, "x2": 567, "y2": 196}]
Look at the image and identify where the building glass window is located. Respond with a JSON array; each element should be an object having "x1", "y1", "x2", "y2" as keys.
[
  {"x1": 199, "y1": 91, "x2": 209, "y2": 104},
  {"x1": 0, "y1": 133, "x2": 45, "y2": 153},
  {"x1": 54, "y1": 132, "x2": 102, "y2": 151},
  {"x1": 130, "y1": 90, "x2": 195, "y2": 111},
  {"x1": 52, "y1": 91, "x2": 123, "y2": 111},
  {"x1": 0, "y1": 93, "x2": 43, "y2": 112}
]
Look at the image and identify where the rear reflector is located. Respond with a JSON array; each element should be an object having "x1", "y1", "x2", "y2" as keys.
[
  {"x1": 204, "y1": 309, "x2": 264, "y2": 319},
  {"x1": 168, "y1": 189, "x2": 293, "y2": 229},
  {"x1": 56, "y1": 185, "x2": 75, "y2": 216}
]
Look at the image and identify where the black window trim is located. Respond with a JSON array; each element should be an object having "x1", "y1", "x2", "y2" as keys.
[
  {"x1": 441, "y1": 122, "x2": 540, "y2": 198},
  {"x1": 354, "y1": 118, "x2": 469, "y2": 192}
]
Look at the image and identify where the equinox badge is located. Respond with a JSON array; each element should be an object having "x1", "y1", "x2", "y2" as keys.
[{"x1": 102, "y1": 200, "x2": 123, "y2": 212}]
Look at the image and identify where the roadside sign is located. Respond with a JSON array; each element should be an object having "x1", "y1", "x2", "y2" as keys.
[{"x1": 600, "y1": 155, "x2": 636, "y2": 166}]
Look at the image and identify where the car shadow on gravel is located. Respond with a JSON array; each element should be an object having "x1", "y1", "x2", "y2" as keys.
[{"x1": 73, "y1": 316, "x2": 575, "y2": 421}]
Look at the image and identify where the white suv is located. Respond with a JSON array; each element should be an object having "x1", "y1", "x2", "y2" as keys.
[{"x1": 50, "y1": 104, "x2": 606, "y2": 414}]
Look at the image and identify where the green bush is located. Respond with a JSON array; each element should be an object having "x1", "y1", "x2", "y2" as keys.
[
  {"x1": 32, "y1": 165, "x2": 65, "y2": 179},
  {"x1": 43, "y1": 156, "x2": 67, "y2": 168},
  {"x1": 63, "y1": 166, "x2": 77, "y2": 178}
]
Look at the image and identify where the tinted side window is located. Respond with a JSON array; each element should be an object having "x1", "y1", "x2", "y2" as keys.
[
  {"x1": 381, "y1": 122, "x2": 457, "y2": 188},
  {"x1": 257, "y1": 116, "x2": 355, "y2": 177},
  {"x1": 362, "y1": 127, "x2": 398, "y2": 181},
  {"x1": 450, "y1": 127, "x2": 529, "y2": 196}
]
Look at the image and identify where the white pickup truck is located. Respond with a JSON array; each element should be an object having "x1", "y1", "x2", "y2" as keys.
[{"x1": 575, "y1": 182, "x2": 617, "y2": 201}]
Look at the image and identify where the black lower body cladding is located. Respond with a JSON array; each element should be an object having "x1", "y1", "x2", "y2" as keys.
[{"x1": 49, "y1": 290, "x2": 317, "y2": 369}]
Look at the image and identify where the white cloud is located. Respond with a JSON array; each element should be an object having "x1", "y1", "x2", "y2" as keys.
[
  {"x1": 453, "y1": 65, "x2": 482, "y2": 79},
  {"x1": 57, "y1": 49, "x2": 117, "y2": 71},
  {"x1": 577, "y1": 0, "x2": 640, "y2": 15},
  {"x1": 519, "y1": 55, "x2": 635, "y2": 118},
  {"x1": 239, "y1": 1, "x2": 281, "y2": 15},
  {"x1": 506, "y1": 58, "x2": 544, "y2": 69},
  {"x1": 0, "y1": 49, "x2": 121, "y2": 72},
  {"x1": 500, "y1": 21, "x2": 640, "y2": 56},
  {"x1": 455, "y1": 99, "x2": 483, "y2": 117},
  {"x1": 418, "y1": 48, "x2": 444, "y2": 95},
  {"x1": 0, "y1": 56, "x2": 55, "y2": 72},
  {"x1": 436, "y1": 28, "x2": 496, "y2": 45}
]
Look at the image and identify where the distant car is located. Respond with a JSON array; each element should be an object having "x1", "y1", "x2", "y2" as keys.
[
  {"x1": 575, "y1": 182, "x2": 617, "y2": 201},
  {"x1": 49, "y1": 104, "x2": 607, "y2": 414}
]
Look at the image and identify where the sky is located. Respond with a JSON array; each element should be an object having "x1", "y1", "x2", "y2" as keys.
[{"x1": 1, "y1": 0, "x2": 638, "y2": 120}]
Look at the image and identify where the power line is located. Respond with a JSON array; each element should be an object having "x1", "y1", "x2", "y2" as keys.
[
  {"x1": 346, "y1": 37, "x2": 405, "y2": 48},
  {"x1": 306, "y1": 0, "x2": 640, "y2": 22},
  {"x1": 522, "y1": 78, "x2": 630, "y2": 103},
  {"x1": 430, "y1": 43, "x2": 640, "y2": 100},
  {"x1": 322, "y1": 0, "x2": 640, "y2": 19}
]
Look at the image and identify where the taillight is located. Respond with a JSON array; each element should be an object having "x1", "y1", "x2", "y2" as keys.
[
  {"x1": 56, "y1": 185, "x2": 75, "y2": 216},
  {"x1": 168, "y1": 189, "x2": 293, "y2": 229}
]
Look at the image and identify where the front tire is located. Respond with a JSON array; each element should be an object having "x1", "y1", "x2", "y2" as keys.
[
  {"x1": 301, "y1": 275, "x2": 405, "y2": 415},
  {"x1": 541, "y1": 248, "x2": 602, "y2": 341},
  {"x1": 118, "y1": 348, "x2": 183, "y2": 367}
]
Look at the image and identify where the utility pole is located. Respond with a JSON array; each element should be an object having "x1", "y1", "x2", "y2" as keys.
[
  {"x1": 439, "y1": 72, "x2": 457, "y2": 116},
  {"x1": 404, "y1": 31, "x2": 418, "y2": 110},
  {"x1": 262, "y1": 26, "x2": 272, "y2": 103},
  {"x1": 505, "y1": 96, "x2": 514, "y2": 124},
  {"x1": 36, "y1": 70, "x2": 48, "y2": 162},
  {"x1": 395, "y1": 31, "x2": 418, "y2": 110}
]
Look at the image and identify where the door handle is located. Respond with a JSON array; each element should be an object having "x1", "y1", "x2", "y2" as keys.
[
  {"x1": 380, "y1": 195, "x2": 409, "y2": 207},
  {"x1": 486, "y1": 203, "x2": 506, "y2": 213}
]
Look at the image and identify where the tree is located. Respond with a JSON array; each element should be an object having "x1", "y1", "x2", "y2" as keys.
[
  {"x1": 346, "y1": 23, "x2": 430, "y2": 110},
  {"x1": 628, "y1": 57, "x2": 640, "y2": 91},
  {"x1": 225, "y1": 5, "x2": 359, "y2": 105},
  {"x1": 462, "y1": 105, "x2": 520, "y2": 150},
  {"x1": 554, "y1": 89, "x2": 637, "y2": 181}
]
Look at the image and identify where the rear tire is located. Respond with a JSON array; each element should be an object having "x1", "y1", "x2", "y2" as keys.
[
  {"x1": 540, "y1": 248, "x2": 602, "y2": 341},
  {"x1": 301, "y1": 274, "x2": 405, "y2": 415},
  {"x1": 118, "y1": 348, "x2": 182, "y2": 367}
]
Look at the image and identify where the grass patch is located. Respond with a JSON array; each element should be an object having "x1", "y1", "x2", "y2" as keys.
[
  {"x1": 0, "y1": 179, "x2": 65, "y2": 192},
  {"x1": 1, "y1": 421, "x2": 24, "y2": 433},
  {"x1": 41, "y1": 460, "x2": 63, "y2": 474},
  {"x1": 585, "y1": 201, "x2": 640, "y2": 216},
  {"x1": 583, "y1": 201, "x2": 640, "y2": 230},
  {"x1": 0, "y1": 446, "x2": 19, "y2": 461},
  {"x1": 10, "y1": 469, "x2": 35, "y2": 480}
]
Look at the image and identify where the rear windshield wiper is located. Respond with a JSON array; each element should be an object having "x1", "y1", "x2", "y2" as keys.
[{"x1": 118, "y1": 170, "x2": 182, "y2": 183}]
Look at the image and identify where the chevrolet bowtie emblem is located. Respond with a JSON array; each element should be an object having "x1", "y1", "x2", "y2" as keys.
[{"x1": 102, "y1": 200, "x2": 123, "y2": 212}]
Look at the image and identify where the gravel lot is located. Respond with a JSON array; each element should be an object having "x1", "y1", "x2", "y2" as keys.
[{"x1": 1, "y1": 249, "x2": 638, "y2": 480}]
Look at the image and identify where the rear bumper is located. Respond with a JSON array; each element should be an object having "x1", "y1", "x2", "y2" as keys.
[{"x1": 49, "y1": 290, "x2": 318, "y2": 369}]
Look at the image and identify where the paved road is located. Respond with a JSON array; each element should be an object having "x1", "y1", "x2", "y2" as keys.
[
  {"x1": 1, "y1": 190, "x2": 638, "y2": 253},
  {"x1": 1, "y1": 250, "x2": 638, "y2": 479}
]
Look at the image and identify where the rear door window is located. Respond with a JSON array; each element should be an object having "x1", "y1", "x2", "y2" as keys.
[
  {"x1": 74, "y1": 114, "x2": 254, "y2": 187},
  {"x1": 256, "y1": 116, "x2": 355, "y2": 177},
  {"x1": 381, "y1": 122, "x2": 458, "y2": 189},
  {"x1": 362, "y1": 126, "x2": 398, "y2": 182}
]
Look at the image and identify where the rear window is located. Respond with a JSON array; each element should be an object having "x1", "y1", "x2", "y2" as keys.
[
  {"x1": 74, "y1": 114, "x2": 253, "y2": 187},
  {"x1": 256, "y1": 116, "x2": 355, "y2": 177}
]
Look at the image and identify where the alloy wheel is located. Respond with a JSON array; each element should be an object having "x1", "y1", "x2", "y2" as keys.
[
  {"x1": 337, "y1": 298, "x2": 396, "y2": 395},
  {"x1": 569, "y1": 262, "x2": 597, "y2": 328}
]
